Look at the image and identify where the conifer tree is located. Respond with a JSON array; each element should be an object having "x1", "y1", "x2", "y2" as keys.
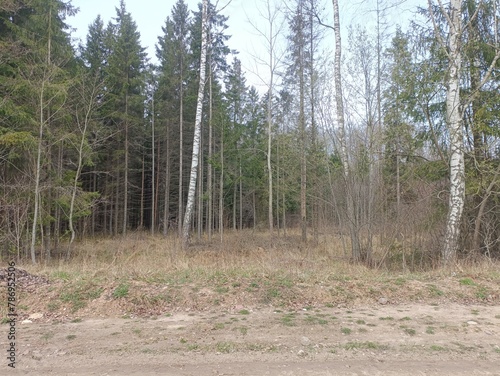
[
  {"x1": 156, "y1": 0, "x2": 191, "y2": 237},
  {"x1": 0, "y1": 0, "x2": 76, "y2": 262},
  {"x1": 105, "y1": 0, "x2": 147, "y2": 235}
]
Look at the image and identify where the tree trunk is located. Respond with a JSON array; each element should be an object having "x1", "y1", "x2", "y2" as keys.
[
  {"x1": 163, "y1": 121, "x2": 171, "y2": 236},
  {"x1": 219, "y1": 125, "x2": 224, "y2": 242},
  {"x1": 182, "y1": 0, "x2": 208, "y2": 246},
  {"x1": 31, "y1": 80, "x2": 45, "y2": 264},
  {"x1": 197, "y1": 125, "x2": 204, "y2": 240},
  {"x1": 114, "y1": 170, "x2": 119, "y2": 236},
  {"x1": 332, "y1": 0, "x2": 361, "y2": 260},
  {"x1": 239, "y1": 160, "x2": 243, "y2": 230},
  {"x1": 207, "y1": 69, "x2": 213, "y2": 240},
  {"x1": 440, "y1": 0, "x2": 464, "y2": 265},
  {"x1": 267, "y1": 4, "x2": 274, "y2": 237},
  {"x1": 140, "y1": 155, "x2": 145, "y2": 229},
  {"x1": 178, "y1": 59, "x2": 184, "y2": 238},
  {"x1": 68, "y1": 75, "x2": 97, "y2": 258},
  {"x1": 123, "y1": 93, "x2": 129, "y2": 235},
  {"x1": 233, "y1": 181, "x2": 237, "y2": 230},
  {"x1": 151, "y1": 93, "x2": 156, "y2": 234},
  {"x1": 299, "y1": 4, "x2": 307, "y2": 243}
]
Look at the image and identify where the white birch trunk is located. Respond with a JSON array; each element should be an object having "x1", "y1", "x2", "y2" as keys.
[
  {"x1": 31, "y1": 80, "x2": 45, "y2": 264},
  {"x1": 68, "y1": 76, "x2": 98, "y2": 258},
  {"x1": 332, "y1": 0, "x2": 361, "y2": 260},
  {"x1": 182, "y1": 0, "x2": 208, "y2": 245},
  {"x1": 267, "y1": 4, "x2": 274, "y2": 236},
  {"x1": 442, "y1": 0, "x2": 464, "y2": 265}
]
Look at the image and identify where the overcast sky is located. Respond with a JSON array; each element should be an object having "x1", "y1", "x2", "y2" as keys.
[
  {"x1": 68, "y1": 0, "x2": 269, "y2": 89},
  {"x1": 67, "y1": 0, "x2": 422, "y2": 91}
]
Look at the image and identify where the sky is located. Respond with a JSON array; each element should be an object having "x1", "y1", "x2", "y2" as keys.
[
  {"x1": 67, "y1": 0, "x2": 423, "y2": 92},
  {"x1": 68, "y1": 0, "x2": 269, "y2": 89}
]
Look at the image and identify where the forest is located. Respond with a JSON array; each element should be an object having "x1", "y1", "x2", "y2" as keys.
[{"x1": 1, "y1": 0, "x2": 499, "y2": 267}]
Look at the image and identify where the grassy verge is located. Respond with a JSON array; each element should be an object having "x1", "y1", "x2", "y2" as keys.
[{"x1": 1, "y1": 230, "x2": 499, "y2": 318}]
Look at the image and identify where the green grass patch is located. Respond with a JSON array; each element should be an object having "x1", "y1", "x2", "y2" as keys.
[
  {"x1": 264, "y1": 287, "x2": 281, "y2": 301},
  {"x1": 233, "y1": 326, "x2": 248, "y2": 335},
  {"x1": 278, "y1": 276, "x2": 294, "y2": 288},
  {"x1": 246, "y1": 343, "x2": 266, "y2": 351},
  {"x1": 403, "y1": 328, "x2": 416, "y2": 336},
  {"x1": 215, "y1": 341, "x2": 234, "y2": 353},
  {"x1": 430, "y1": 345, "x2": 446, "y2": 351},
  {"x1": 459, "y1": 278, "x2": 475, "y2": 286},
  {"x1": 59, "y1": 281, "x2": 103, "y2": 312},
  {"x1": 428, "y1": 284, "x2": 444, "y2": 297},
  {"x1": 341, "y1": 327, "x2": 352, "y2": 335},
  {"x1": 344, "y1": 341, "x2": 382, "y2": 350},
  {"x1": 249, "y1": 282, "x2": 259, "y2": 289},
  {"x1": 379, "y1": 316, "x2": 394, "y2": 321},
  {"x1": 475, "y1": 287, "x2": 488, "y2": 300},
  {"x1": 394, "y1": 277, "x2": 406, "y2": 286},
  {"x1": 280, "y1": 313, "x2": 296, "y2": 326},
  {"x1": 303, "y1": 315, "x2": 329, "y2": 325},
  {"x1": 113, "y1": 282, "x2": 130, "y2": 298},
  {"x1": 41, "y1": 332, "x2": 54, "y2": 342},
  {"x1": 47, "y1": 301, "x2": 61, "y2": 312},
  {"x1": 52, "y1": 271, "x2": 71, "y2": 281},
  {"x1": 215, "y1": 286, "x2": 229, "y2": 294}
]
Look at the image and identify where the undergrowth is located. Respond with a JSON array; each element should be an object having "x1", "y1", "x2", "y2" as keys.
[{"x1": 1, "y1": 230, "x2": 499, "y2": 316}]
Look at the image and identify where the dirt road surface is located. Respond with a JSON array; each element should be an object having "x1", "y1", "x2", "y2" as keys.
[{"x1": 3, "y1": 303, "x2": 499, "y2": 375}]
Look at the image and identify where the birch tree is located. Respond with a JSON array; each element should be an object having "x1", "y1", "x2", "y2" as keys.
[
  {"x1": 428, "y1": 0, "x2": 463, "y2": 264},
  {"x1": 247, "y1": 0, "x2": 285, "y2": 236},
  {"x1": 66, "y1": 69, "x2": 102, "y2": 258},
  {"x1": 331, "y1": 0, "x2": 362, "y2": 260},
  {"x1": 182, "y1": 0, "x2": 208, "y2": 245}
]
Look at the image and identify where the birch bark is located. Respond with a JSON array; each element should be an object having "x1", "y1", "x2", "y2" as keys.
[
  {"x1": 182, "y1": 0, "x2": 208, "y2": 245},
  {"x1": 332, "y1": 0, "x2": 361, "y2": 260},
  {"x1": 429, "y1": 0, "x2": 464, "y2": 265}
]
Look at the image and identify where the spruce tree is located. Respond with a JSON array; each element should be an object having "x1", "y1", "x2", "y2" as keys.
[
  {"x1": 105, "y1": 0, "x2": 147, "y2": 235},
  {"x1": 156, "y1": 0, "x2": 192, "y2": 237},
  {"x1": 0, "y1": 0, "x2": 76, "y2": 262}
]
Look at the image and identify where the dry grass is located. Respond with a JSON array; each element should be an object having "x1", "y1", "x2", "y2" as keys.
[
  {"x1": 3, "y1": 230, "x2": 499, "y2": 318},
  {"x1": 27, "y1": 229, "x2": 500, "y2": 281},
  {"x1": 27, "y1": 230, "x2": 399, "y2": 284}
]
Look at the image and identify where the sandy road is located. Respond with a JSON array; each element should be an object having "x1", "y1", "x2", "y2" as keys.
[{"x1": 3, "y1": 303, "x2": 500, "y2": 375}]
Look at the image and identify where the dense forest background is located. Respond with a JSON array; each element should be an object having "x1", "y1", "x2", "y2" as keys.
[{"x1": 1, "y1": 0, "x2": 499, "y2": 266}]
